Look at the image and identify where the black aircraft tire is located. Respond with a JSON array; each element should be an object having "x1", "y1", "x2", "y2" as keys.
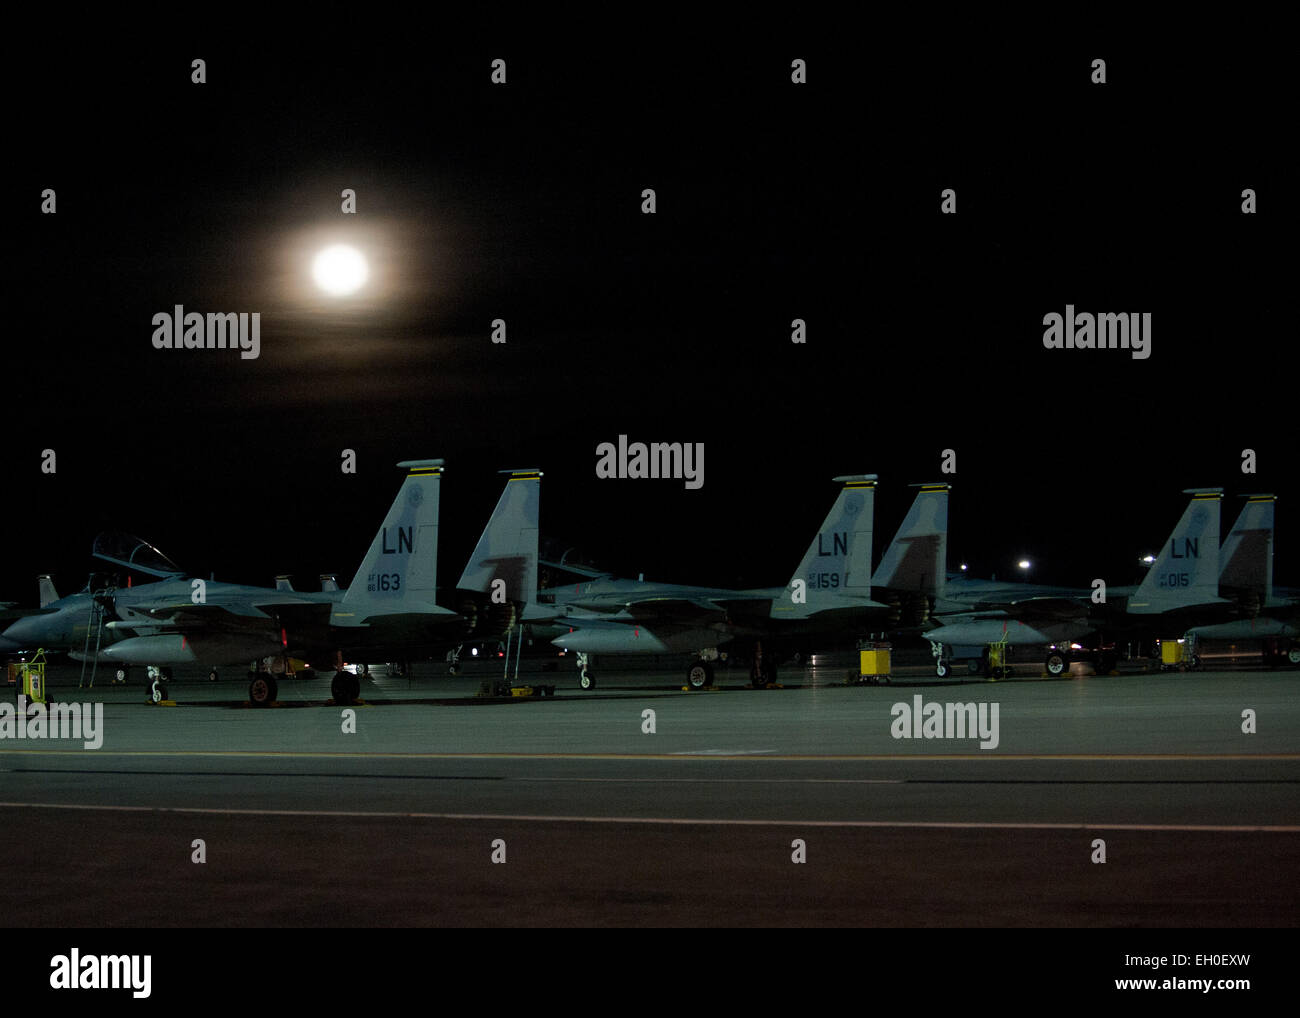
[
  {"x1": 348, "y1": 673, "x2": 361, "y2": 701},
  {"x1": 249, "y1": 673, "x2": 277, "y2": 707}
]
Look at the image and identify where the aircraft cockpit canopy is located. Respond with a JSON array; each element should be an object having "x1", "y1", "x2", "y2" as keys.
[{"x1": 91, "y1": 532, "x2": 186, "y2": 580}]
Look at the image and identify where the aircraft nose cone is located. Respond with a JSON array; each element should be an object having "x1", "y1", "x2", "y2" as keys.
[{"x1": 0, "y1": 619, "x2": 36, "y2": 651}]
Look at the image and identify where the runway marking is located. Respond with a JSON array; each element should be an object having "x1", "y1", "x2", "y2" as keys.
[
  {"x1": 2, "y1": 750, "x2": 1299, "y2": 762},
  {"x1": 1, "y1": 801, "x2": 1296, "y2": 833}
]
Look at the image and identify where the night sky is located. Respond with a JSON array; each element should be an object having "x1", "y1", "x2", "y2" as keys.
[{"x1": 10, "y1": 38, "x2": 1287, "y2": 605}]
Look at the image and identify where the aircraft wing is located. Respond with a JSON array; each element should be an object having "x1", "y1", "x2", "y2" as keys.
[
  {"x1": 124, "y1": 599, "x2": 334, "y2": 635},
  {"x1": 937, "y1": 597, "x2": 1092, "y2": 624},
  {"x1": 977, "y1": 596, "x2": 1094, "y2": 621},
  {"x1": 613, "y1": 597, "x2": 735, "y2": 623}
]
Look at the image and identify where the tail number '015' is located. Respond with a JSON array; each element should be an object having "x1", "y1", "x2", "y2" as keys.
[
  {"x1": 1159, "y1": 572, "x2": 1190, "y2": 588},
  {"x1": 369, "y1": 574, "x2": 402, "y2": 592}
]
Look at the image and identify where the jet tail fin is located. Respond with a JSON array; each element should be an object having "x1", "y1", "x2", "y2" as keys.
[
  {"x1": 774, "y1": 474, "x2": 876, "y2": 618},
  {"x1": 38, "y1": 575, "x2": 59, "y2": 608},
  {"x1": 275, "y1": 575, "x2": 294, "y2": 592},
  {"x1": 1129, "y1": 488, "x2": 1224, "y2": 613},
  {"x1": 871, "y1": 483, "x2": 949, "y2": 598},
  {"x1": 1219, "y1": 494, "x2": 1274, "y2": 603},
  {"x1": 456, "y1": 469, "x2": 542, "y2": 606},
  {"x1": 320, "y1": 574, "x2": 340, "y2": 593},
  {"x1": 342, "y1": 460, "x2": 444, "y2": 609}
]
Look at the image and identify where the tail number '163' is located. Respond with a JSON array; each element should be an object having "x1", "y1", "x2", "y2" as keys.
[{"x1": 369, "y1": 574, "x2": 402, "y2": 592}]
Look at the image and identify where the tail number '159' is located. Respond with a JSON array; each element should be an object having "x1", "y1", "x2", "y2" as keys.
[{"x1": 810, "y1": 573, "x2": 841, "y2": 589}]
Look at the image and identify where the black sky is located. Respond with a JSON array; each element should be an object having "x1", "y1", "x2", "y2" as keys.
[{"x1": 9, "y1": 37, "x2": 1288, "y2": 603}]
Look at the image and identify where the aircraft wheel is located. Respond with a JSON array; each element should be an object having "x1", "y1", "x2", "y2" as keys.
[
  {"x1": 356, "y1": 663, "x2": 369, "y2": 677},
  {"x1": 686, "y1": 662, "x2": 713, "y2": 689},
  {"x1": 1045, "y1": 652, "x2": 1068, "y2": 677},
  {"x1": 148, "y1": 678, "x2": 164, "y2": 703},
  {"x1": 1287, "y1": 644, "x2": 1300, "y2": 666},
  {"x1": 249, "y1": 673, "x2": 277, "y2": 707},
  {"x1": 115, "y1": 666, "x2": 129, "y2": 685},
  {"x1": 935, "y1": 660, "x2": 950, "y2": 678},
  {"x1": 967, "y1": 660, "x2": 981, "y2": 675},
  {"x1": 208, "y1": 669, "x2": 219, "y2": 682},
  {"x1": 579, "y1": 671, "x2": 594, "y2": 690},
  {"x1": 348, "y1": 673, "x2": 361, "y2": 701}
]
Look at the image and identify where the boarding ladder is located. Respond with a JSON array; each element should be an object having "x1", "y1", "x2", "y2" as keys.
[{"x1": 78, "y1": 587, "x2": 116, "y2": 688}]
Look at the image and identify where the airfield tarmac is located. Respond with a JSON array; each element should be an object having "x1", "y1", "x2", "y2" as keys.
[{"x1": 1, "y1": 655, "x2": 1296, "y2": 927}]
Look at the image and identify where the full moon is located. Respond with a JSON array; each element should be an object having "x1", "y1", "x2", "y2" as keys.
[{"x1": 312, "y1": 244, "x2": 369, "y2": 296}]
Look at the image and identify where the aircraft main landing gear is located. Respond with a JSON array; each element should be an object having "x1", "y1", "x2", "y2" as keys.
[
  {"x1": 248, "y1": 672, "x2": 278, "y2": 707},
  {"x1": 686, "y1": 661, "x2": 714, "y2": 689}
]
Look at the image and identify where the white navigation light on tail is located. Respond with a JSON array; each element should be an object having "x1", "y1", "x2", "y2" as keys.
[
  {"x1": 772, "y1": 474, "x2": 877, "y2": 619},
  {"x1": 341, "y1": 459, "x2": 444, "y2": 613},
  {"x1": 1128, "y1": 488, "x2": 1226, "y2": 614}
]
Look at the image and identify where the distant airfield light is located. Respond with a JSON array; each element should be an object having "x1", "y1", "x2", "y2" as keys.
[
  {"x1": 471, "y1": 647, "x2": 479, "y2": 657},
  {"x1": 1017, "y1": 560, "x2": 1031, "y2": 571},
  {"x1": 960, "y1": 563, "x2": 968, "y2": 572},
  {"x1": 311, "y1": 243, "x2": 369, "y2": 296},
  {"x1": 1140, "y1": 553, "x2": 1156, "y2": 565}
]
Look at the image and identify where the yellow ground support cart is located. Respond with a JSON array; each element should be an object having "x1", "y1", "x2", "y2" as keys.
[
  {"x1": 12, "y1": 649, "x2": 47, "y2": 705},
  {"x1": 986, "y1": 640, "x2": 1012, "y2": 679},
  {"x1": 855, "y1": 641, "x2": 892, "y2": 684},
  {"x1": 1159, "y1": 639, "x2": 1192, "y2": 672}
]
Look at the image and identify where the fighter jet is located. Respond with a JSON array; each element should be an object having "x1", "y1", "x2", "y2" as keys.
[
  {"x1": 921, "y1": 487, "x2": 1249, "y2": 676},
  {"x1": 1183, "y1": 494, "x2": 1300, "y2": 665},
  {"x1": 538, "y1": 474, "x2": 959, "y2": 689},
  {"x1": 0, "y1": 530, "x2": 334, "y2": 703},
  {"x1": 1, "y1": 460, "x2": 458, "y2": 706}
]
